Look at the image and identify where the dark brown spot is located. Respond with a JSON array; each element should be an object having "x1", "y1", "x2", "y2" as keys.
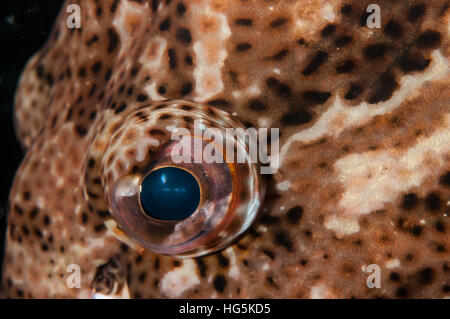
[
  {"x1": 335, "y1": 36, "x2": 352, "y2": 47},
  {"x1": 439, "y1": 171, "x2": 450, "y2": 187},
  {"x1": 236, "y1": 42, "x2": 252, "y2": 52},
  {"x1": 137, "y1": 94, "x2": 148, "y2": 102},
  {"x1": 176, "y1": 3, "x2": 186, "y2": 16},
  {"x1": 94, "y1": 224, "x2": 106, "y2": 233},
  {"x1": 270, "y1": 17, "x2": 288, "y2": 28},
  {"x1": 195, "y1": 258, "x2": 207, "y2": 277},
  {"x1": 340, "y1": 4, "x2": 352, "y2": 15},
  {"x1": 235, "y1": 18, "x2": 253, "y2": 26},
  {"x1": 363, "y1": 43, "x2": 388, "y2": 60},
  {"x1": 399, "y1": 54, "x2": 430, "y2": 73},
  {"x1": 216, "y1": 252, "x2": 230, "y2": 268},
  {"x1": 321, "y1": 24, "x2": 336, "y2": 37},
  {"x1": 416, "y1": 30, "x2": 441, "y2": 49},
  {"x1": 213, "y1": 274, "x2": 227, "y2": 293},
  {"x1": 418, "y1": 267, "x2": 434, "y2": 285},
  {"x1": 408, "y1": 3, "x2": 426, "y2": 22},
  {"x1": 75, "y1": 125, "x2": 87, "y2": 137},
  {"x1": 390, "y1": 272, "x2": 400, "y2": 282},
  {"x1": 274, "y1": 231, "x2": 293, "y2": 251},
  {"x1": 168, "y1": 48, "x2": 177, "y2": 69},
  {"x1": 176, "y1": 27, "x2": 192, "y2": 44},
  {"x1": 114, "y1": 103, "x2": 127, "y2": 114},
  {"x1": 302, "y1": 51, "x2": 328, "y2": 76},
  {"x1": 424, "y1": 192, "x2": 441, "y2": 211},
  {"x1": 91, "y1": 61, "x2": 102, "y2": 74},
  {"x1": 286, "y1": 206, "x2": 303, "y2": 224},
  {"x1": 401, "y1": 193, "x2": 419, "y2": 210},
  {"x1": 345, "y1": 83, "x2": 363, "y2": 100},
  {"x1": 303, "y1": 90, "x2": 331, "y2": 104},
  {"x1": 281, "y1": 110, "x2": 313, "y2": 126},
  {"x1": 383, "y1": 20, "x2": 402, "y2": 38},
  {"x1": 248, "y1": 99, "x2": 267, "y2": 112},
  {"x1": 368, "y1": 72, "x2": 398, "y2": 104},
  {"x1": 336, "y1": 59, "x2": 355, "y2": 73},
  {"x1": 107, "y1": 28, "x2": 119, "y2": 53},
  {"x1": 181, "y1": 82, "x2": 192, "y2": 96},
  {"x1": 159, "y1": 18, "x2": 171, "y2": 31}
]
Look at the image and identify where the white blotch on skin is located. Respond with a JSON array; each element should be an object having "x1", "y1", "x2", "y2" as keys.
[
  {"x1": 232, "y1": 83, "x2": 261, "y2": 100},
  {"x1": 113, "y1": 0, "x2": 148, "y2": 51},
  {"x1": 310, "y1": 285, "x2": 333, "y2": 298},
  {"x1": 161, "y1": 260, "x2": 200, "y2": 298},
  {"x1": 191, "y1": 2, "x2": 231, "y2": 102},
  {"x1": 276, "y1": 180, "x2": 291, "y2": 191},
  {"x1": 140, "y1": 36, "x2": 168, "y2": 101},
  {"x1": 225, "y1": 247, "x2": 240, "y2": 280},
  {"x1": 335, "y1": 113, "x2": 450, "y2": 216},
  {"x1": 144, "y1": 82, "x2": 166, "y2": 101},
  {"x1": 321, "y1": 4, "x2": 336, "y2": 22},
  {"x1": 385, "y1": 259, "x2": 401, "y2": 269},
  {"x1": 324, "y1": 215, "x2": 360, "y2": 237},
  {"x1": 258, "y1": 117, "x2": 271, "y2": 128},
  {"x1": 257, "y1": 225, "x2": 268, "y2": 233}
]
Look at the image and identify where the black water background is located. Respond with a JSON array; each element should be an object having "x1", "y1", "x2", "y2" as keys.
[{"x1": 0, "y1": 0, "x2": 62, "y2": 284}]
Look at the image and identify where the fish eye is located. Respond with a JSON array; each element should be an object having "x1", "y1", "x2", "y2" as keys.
[
  {"x1": 139, "y1": 166, "x2": 201, "y2": 221},
  {"x1": 93, "y1": 101, "x2": 265, "y2": 258}
]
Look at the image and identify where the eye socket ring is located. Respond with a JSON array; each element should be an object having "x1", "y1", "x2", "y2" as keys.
[{"x1": 103, "y1": 102, "x2": 264, "y2": 258}]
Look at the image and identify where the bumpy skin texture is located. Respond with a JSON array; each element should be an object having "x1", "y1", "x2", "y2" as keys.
[{"x1": 2, "y1": 0, "x2": 450, "y2": 298}]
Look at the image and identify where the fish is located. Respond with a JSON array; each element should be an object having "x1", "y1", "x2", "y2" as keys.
[{"x1": 1, "y1": 0, "x2": 449, "y2": 298}]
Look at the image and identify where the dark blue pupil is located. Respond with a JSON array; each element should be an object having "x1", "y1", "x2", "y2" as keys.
[{"x1": 140, "y1": 167, "x2": 200, "y2": 221}]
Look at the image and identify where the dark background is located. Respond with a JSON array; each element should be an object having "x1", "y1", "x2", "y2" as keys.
[{"x1": 0, "y1": 0, "x2": 62, "y2": 282}]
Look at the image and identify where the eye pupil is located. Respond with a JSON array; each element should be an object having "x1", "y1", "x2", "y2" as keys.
[{"x1": 140, "y1": 167, "x2": 200, "y2": 221}]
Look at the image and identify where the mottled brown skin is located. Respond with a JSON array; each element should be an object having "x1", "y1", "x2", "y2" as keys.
[{"x1": 1, "y1": 0, "x2": 449, "y2": 298}]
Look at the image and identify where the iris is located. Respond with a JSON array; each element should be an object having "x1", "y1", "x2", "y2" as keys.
[{"x1": 140, "y1": 167, "x2": 200, "y2": 221}]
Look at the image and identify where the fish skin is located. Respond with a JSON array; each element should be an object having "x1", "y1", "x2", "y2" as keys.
[{"x1": 1, "y1": 0, "x2": 449, "y2": 298}]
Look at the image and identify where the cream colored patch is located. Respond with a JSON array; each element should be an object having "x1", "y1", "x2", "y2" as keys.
[
  {"x1": 310, "y1": 285, "x2": 333, "y2": 299},
  {"x1": 335, "y1": 113, "x2": 450, "y2": 216},
  {"x1": 112, "y1": 0, "x2": 148, "y2": 51},
  {"x1": 279, "y1": 50, "x2": 448, "y2": 163},
  {"x1": 140, "y1": 36, "x2": 168, "y2": 101},
  {"x1": 225, "y1": 247, "x2": 240, "y2": 280},
  {"x1": 257, "y1": 225, "x2": 268, "y2": 233},
  {"x1": 385, "y1": 259, "x2": 401, "y2": 269},
  {"x1": 321, "y1": 4, "x2": 336, "y2": 22},
  {"x1": 160, "y1": 260, "x2": 200, "y2": 298},
  {"x1": 104, "y1": 219, "x2": 141, "y2": 250},
  {"x1": 257, "y1": 117, "x2": 272, "y2": 128},
  {"x1": 276, "y1": 180, "x2": 291, "y2": 191},
  {"x1": 232, "y1": 83, "x2": 261, "y2": 99},
  {"x1": 190, "y1": 2, "x2": 231, "y2": 102},
  {"x1": 324, "y1": 215, "x2": 360, "y2": 237}
]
